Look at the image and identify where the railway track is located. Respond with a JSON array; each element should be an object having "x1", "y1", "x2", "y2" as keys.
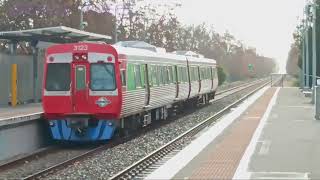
[
  {"x1": 110, "y1": 80, "x2": 271, "y2": 180},
  {"x1": 0, "y1": 79, "x2": 269, "y2": 180}
]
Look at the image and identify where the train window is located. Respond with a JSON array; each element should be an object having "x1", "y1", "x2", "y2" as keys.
[
  {"x1": 155, "y1": 66, "x2": 160, "y2": 86},
  {"x1": 164, "y1": 66, "x2": 169, "y2": 84},
  {"x1": 212, "y1": 68, "x2": 216, "y2": 79},
  {"x1": 121, "y1": 70, "x2": 126, "y2": 86},
  {"x1": 183, "y1": 67, "x2": 188, "y2": 82},
  {"x1": 140, "y1": 65, "x2": 145, "y2": 88},
  {"x1": 195, "y1": 67, "x2": 199, "y2": 81},
  {"x1": 190, "y1": 67, "x2": 195, "y2": 81},
  {"x1": 159, "y1": 66, "x2": 164, "y2": 85},
  {"x1": 151, "y1": 65, "x2": 159, "y2": 86},
  {"x1": 173, "y1": 66, "x2": 178, "y2": 83},
  {"x1": 135, "y1": 64, "x2": 142, "y2": 88},
  {"x1": 177, "y1": 67, "x2": 182, "y2": 83},
  {"x1": 160, "y1": 66, "x2": 163, "y2": 85},
  {"x1": 200, "y1": 67, "x2": 205, "y2": 80},
  {"x1": 148, "y1": 65, "x2": 153, "y2": 87},
  {"x1": 75, "y1": 66, "x2": 86, "y2": 90},
  {"x1": 168, "y1": 66, "x2": 173, "y2": 83},
  {"x1": 167, "y1": 66, "x2": 171, "y2": 83},
  {"x1": 127, "y1": 63, "x2": 136, "y2": 90},
  {"x1": 46, "y1": 63, "x2": 71, "y2": 91},
  {"x1": 90, "y1": 63, "x2": 116, "y2": 91}
]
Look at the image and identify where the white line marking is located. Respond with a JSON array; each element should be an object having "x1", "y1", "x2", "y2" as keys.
[
  {"x1": 145, "y1": 87, "x2": 269, "y2": 180},
  {"x1": 233, "y1": 87, "x2": 280, "y2": 180},
  {"x1": 294, "y1": 120, "x2": 308, "y2": 122},
  {"x1": 280, "y1": 106, "x2": 312, "y2": 109},
  {"x1": 250, "y1": 172, "x2": 309, "y2": 180},
  {"x1": 258, "y1": 141, "x2": 271, "y2": 155},
  {"x1": 245, "y1": 116, "x2": 261, "y2": 119}
]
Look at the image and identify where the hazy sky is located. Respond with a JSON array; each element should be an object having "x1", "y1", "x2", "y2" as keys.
[{"x1": 176, "y1": 0, "x2": 306, "y2": 72}]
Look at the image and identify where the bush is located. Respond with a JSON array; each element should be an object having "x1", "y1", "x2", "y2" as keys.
[{"x1": 217, "y1": 67, "x2": 227, "y2": 85}]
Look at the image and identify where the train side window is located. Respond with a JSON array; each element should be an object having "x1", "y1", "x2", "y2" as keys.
[
  {"x1": 190, "y1": 67, "x2": 195, "y2": 81},
  {"x1": 195, "y1": 67, "x2": 199, "y2": 81},
  {"x1": 121, "y1": 69, "x2": 126, "y2": 87},
  {"x1": 148, "y1": 65, "x2": 153, "y2": 87},
  {"x1": 140, "y1": 65, "x2": 145, "y2": 88},
  {"x1": 181, "y1": 67, "x2": 185, "y2": 83},
  {"x1": 173, "y1": 66, "x2": 177, "y2": 83},
  {"x1": 135, "y1": 64, "x2": 142, "y2": 88},
  {"x1": 159, "y1": 66, "x2": 164, "y2": 85},
  {"x1": 127, "y1": 63, "x2": 136, "y2": 90},
  {"x1": 200, "y1": 67, "x2": 205, "y2": 80},
  {"x1": 208, "y1": 67, "x2": 212, "y2": 79},
  {"x1": 162, "y1": 66, "x2": 167, "y2": 85},
  {"x1": 164, "y1": 66, "x2": 169, "y2": 84},
  {"x1": 168, "y1": 66, "x2": 173, "y2": 84},
  {"x1": 151, "y1": 65, "x2": 159, "y2": 86},
  {"x1": 184, "y1": 67, "x2": 188, "y2": 82},
  {"x1": 177, "y1": 66, "x2": 182, "y2": 83},
  {"x1": 155, "y1": 66, "x2": 160, "y2": 86},
  {"x1": 212, "y1": 67, "x2": 216, "y2": 79}
]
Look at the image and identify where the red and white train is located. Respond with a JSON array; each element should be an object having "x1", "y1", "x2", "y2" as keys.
[{"x1": 42, "y1": 43, "x2": 218, "y2": 141}]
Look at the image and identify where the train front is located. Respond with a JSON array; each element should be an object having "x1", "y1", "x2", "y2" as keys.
[{"x1": 42, "y1": 43, "x2": 122, "y2": 142}]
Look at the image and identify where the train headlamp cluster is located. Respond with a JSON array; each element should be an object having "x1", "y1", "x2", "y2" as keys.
[{"x1": 73, "y1": 53, "x2": 88, "y2": 61}]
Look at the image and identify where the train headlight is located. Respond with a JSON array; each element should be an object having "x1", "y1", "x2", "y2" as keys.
[
  {"x1": 74, "y1": 55, "x2": 80, "y2": 60},
  {"x1": 49, "y1": 121, "x2": 55, "y2": 127},
  {"x1": 81, "y1": 54, "x2": 88, "y2": 60}
]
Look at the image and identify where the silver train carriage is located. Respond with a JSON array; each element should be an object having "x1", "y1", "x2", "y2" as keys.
[{"x1": 113, "y1": 45, "x2": 218, "y2": 131}]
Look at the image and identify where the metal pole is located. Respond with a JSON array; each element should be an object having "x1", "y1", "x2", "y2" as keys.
[
  {"x1": 306, "y1": 29, "x2": 310, "y2": 88},
  {"x1": 31, "y1": 41, "x2": 38, "y2": 103},
  {"x1": 312, "y1": 4, "x2": 317, "y2": 103},
  {"x1": 315, "y1": 86, "x2": 320, "y2": 120},
  {"x1": 80, "y1": 0, "x2": 84, "y2": 30},
  {"x1": 114, "y1": 6, "x2": 118, "y2": 43},
  {"x1": 312, "y1": 4, "x2": 317, "y2": 87},
  {"x1": 302, "y1": 30, "x2": 306, "y2": 88}
]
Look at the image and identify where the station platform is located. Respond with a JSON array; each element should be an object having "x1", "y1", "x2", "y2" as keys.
[
  {"x1": 146, "y1": 87, "x2": 318, "y2": 180},
  {"x1": 0, "y1": 103, "x2": 42, "y2": 127}
]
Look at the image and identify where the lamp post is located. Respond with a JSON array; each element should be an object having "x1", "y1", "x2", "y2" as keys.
[
  {"x1": 79, "y1": 0, "x2": 88, "y2": 30},
  {"x1": 114, "y1": 5, "x2": 118, "y2": 43},
  {"x1": 305, "y1": 3, "x2": 312, "y2": 88}
]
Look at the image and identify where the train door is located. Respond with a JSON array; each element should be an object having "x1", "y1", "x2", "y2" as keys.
[
  {"x1": 71, "y1": 61, "x2": 89, "y2": 112},
  {"x1": 144, "y1": 64, "x2": 150, "y2": 106},
  {"x1": 198, "y1": 66, "x2": 201, "y2": 93},
  {"x1": 210, "y1": 67, "x2": 214, "y2": 89},
  {"x1": 174, "y1": 65, "x2": 179, "y2": 98}
]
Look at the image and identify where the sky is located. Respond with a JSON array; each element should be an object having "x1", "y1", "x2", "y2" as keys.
[{"x1": 176, "y1": 0, "x2": 306, "y2": 73}]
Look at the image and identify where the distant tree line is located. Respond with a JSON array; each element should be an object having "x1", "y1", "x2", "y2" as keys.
[{"x1": 0, "y1": 0, "x2": 276, "y2": 82}]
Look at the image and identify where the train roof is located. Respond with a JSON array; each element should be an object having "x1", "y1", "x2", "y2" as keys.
[{"x1": 112, "y1": 45, "x2": 216, "y2": 65}]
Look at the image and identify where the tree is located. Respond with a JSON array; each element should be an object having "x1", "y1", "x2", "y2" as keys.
[{"x1": 217, "y1": 67, "x2": 226, "y2": 85}]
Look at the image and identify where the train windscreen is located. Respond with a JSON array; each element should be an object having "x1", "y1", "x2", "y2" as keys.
[
  {"x1": 90, "y1": 63, "x2": 116, "y2": 91},
  {"x1": 45, "y1": 63, "x2": 71, "y2": 91}
]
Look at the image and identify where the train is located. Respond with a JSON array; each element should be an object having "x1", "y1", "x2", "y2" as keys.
[{"x1": 42, "y1": 42, "x2": 218, "y2": 142}]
